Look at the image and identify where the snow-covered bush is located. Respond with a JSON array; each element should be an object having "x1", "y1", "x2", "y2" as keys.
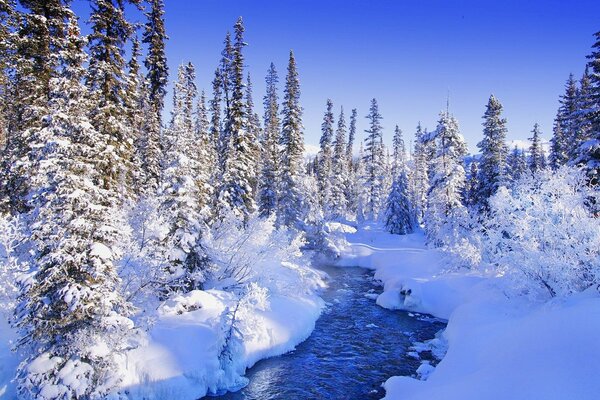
[
  {"x1": 0, "y1": 215, "x2": 27, "y2": 314},
  {"x1": 480, "y1": 167, "x2": 600, "y2": 298},
  {"x1": 438, "y1": 167, "x2": 599, "y2": 298},
  {"x1": 203, "y1": 210, "x2": 324, "y2": 296}
]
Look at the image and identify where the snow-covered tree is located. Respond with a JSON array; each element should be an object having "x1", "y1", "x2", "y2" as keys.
[
  {"x1": 330, "y1": 106, "x2": 349, "y2": 218},
  {"x1": 506, "y1": 145, "x2": 528, "y2": 184},
  {"x1": 475, "y1": 94, "x2": 508, "y2": 209},
  {"x1": 258, "y1": 63, "x2": 280, "y2": 218},
  {"x1": 550, "y1": 74, "x2": 577, "y2": 169},
  {"x1": 384, "y1": 170, "x2": 414, "y2": 235},
  {"x1": 142, "y1": 0, "x2": 168, "y2": 191},
  {"x1": 218, "y1": 17, "x2": 256, "y2": 221},
  {"x1": 15, "y1": 15, "x2": 134, "y2": 398},
  {"x1": 160, "y1": 62, "x2": 210, "y2": 292},
  {"x1": 277, "y1": 50, "x2": 306, "y2": 230},
  {"x1": 194, "y1": 90, "x2": 215, "y2": 219},
  {"x1": 466, "y1": 161, "x2": 480, "y2": 207},
  {"x1": 528, "y1": 123, "x2": 544, "y2": 173},
  {"x1": 424, "y1": 111, "x2": 468, "y2": 245},
  {"x1": 317, "y1": 99, "x2": 334, "y2": 209},
  {"x1": 362, "y1": 98, "x2": 386, "y2": 220},
  {"x1": 408, "y1": 123, "x2": 429, "y2": 223},
  {"x1": 346, "y1": 108, "x2": 357, "y2": 167},
  {"x1": 86, "y1": 0, "x2": 138, "y2": 198},
  {"x1": 391, "y1": 125, "x2": 406, "y2": 178}
]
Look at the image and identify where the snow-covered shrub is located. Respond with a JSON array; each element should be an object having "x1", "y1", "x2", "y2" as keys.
[
  {"x1": 202, "y1": 210, "x2": 324, "y2": 296},
  {"x1": 0, "y1": 215, "x2": 27, "y2": 314},
  {"x1": 481, "y1": 167, "x2": 600, "y2": 298}
]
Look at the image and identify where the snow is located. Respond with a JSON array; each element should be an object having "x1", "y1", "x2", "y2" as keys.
[
  {"x1": 336, "y1": 223, "x2": 600, "y2": 400},
  {"x1": 120, "y1": 289, "x2": 324, "y2": 399}
]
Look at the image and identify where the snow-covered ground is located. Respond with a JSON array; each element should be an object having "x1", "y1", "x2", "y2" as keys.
[{"x1": 337, "y1": 223, "x2": 600, "y2": 400}]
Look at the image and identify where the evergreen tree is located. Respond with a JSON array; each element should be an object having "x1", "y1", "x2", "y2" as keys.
[
  {"x1": 576, "y1": 30, "x2": 600, "y2": 185},
  {"x1": 384, "y1": 170, "x2": 414, "y2": 235},
  {"x1": 571, "y1": 67, "x2": 593, "y2": 163},
  {"x1": 424, "y1": 111, "x2": 468, "y2": 244},
  {"x1": 528, "y1": 123, "x2": 544, "y2": 173},
  {"x1": 258, "y1": 62, "x2": 280, "y2": 218},
  {"x1": 330, "y1": 106, "x2": 349, "y2": 218},
  {"x1": 160, "y1": 62, "x2": 209, "y2": 291},
  {"x1": 466, "y1": 161, "x2": 480, "y2": 207},
  {"x1": 475, "y1": 94, "x2": 508, "y2": 208},
  {"x1": 277, "y1": 50, "x2": 306, "y2": 229},
  {"x1": 142, "y1": 0, "x2": 168, "y2": 191},
  {"x1": 244, "y1": 72, "x2": 261, "y2": 196},
  {"x1": 551, "y1": 74, "x2": 577, "y2": 168},
  {"x1": 362, "y1": 98, "x2": 385, "y2": 220},
  {"x1": 409, "y1": 122, "x2": 429, "y2": 223},
  {"x1": 218, "y1": 17, "x2": 256, "y2": 221},
  {"x1": 15, "y1": 15, "x2": 133, "y2": 398},
  {"x1": 506, "y1": 145, "x2": 528, "y2": 183},
  {"x1": 86, "y1": 0, "x2": 138, "y2": 197},
  {"x1": 1, "y1": 0, "x2": 71, "y2": 213},
  {"x1": 391, "y1": 125, "x2": 406, "y2": 178},
  {"x1": 346, "y1": 108, "x2": 357, "y2": 166},
  {"x1": 194, "y1": 89, "x2": 214, "y2": 218},
  {"x1": 0, "y1": 0, "x2": 15, "y2": 151},
  {"x1": 317, "y1": 98, "x2": 334, "y2": 209},
  {"x1": 209, "y1": 67, "x2": 223, "y2": 168}
]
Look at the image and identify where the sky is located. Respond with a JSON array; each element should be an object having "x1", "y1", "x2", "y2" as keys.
[{"x1": 71, "y1": 0, "x2": 600, "y2": 154}]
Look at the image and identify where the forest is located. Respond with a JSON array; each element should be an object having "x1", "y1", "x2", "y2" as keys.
[{"x1": 0, "y1": 1, "x2": 599, "y2": 399}]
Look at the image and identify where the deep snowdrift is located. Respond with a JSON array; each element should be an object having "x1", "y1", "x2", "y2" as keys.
[{"x1": 337, "y1": 223, "x2": 600, "y2": 400}]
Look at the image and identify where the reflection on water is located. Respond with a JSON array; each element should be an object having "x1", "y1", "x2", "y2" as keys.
[{"x1": 209, "y1": 266, "x2": 445, "y2": 400}]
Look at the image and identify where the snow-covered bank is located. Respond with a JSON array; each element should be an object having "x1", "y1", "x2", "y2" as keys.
[
  {"x1": 337, "y1": 224, "x2": 600, "y2": 400},
  {"x1": 120, "y1": 289, "x2": 324, "y2": 400}
]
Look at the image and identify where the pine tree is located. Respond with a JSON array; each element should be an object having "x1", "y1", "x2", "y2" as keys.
[
  {"x1": 244, "y1": 72, "x2": 261, "y2": 196},
  {"x1": 194, "y1": 90, "x2": 214, "y2": 218},
  {"x1": 391, "y1": 125, "x2": 406, "y2": 178},
  {"x1": 15, "y1": 15, "x2": 133, "y2": 398},
  {"x1": 317, "y1": 99, "x2": 334, "y2": 209},
  {"x1": 1, "y1": 0, "x2": 71, "y2": 213},
  {"x1": 571, "y1": 67, "x2": 593, "y2": 163},
  {"x1": 142, "y1": 0, "x2": 168, "y2": 191},
  {"x1": 218, "y1": 17, "x2": 256, "y2": 221},
  {"x1": 475, "y1": 94, "x2": 508, "y2": 208},
  {"x1": 330, "y1": 106, "x2": 349, "y2": 218},
  {"x1": 466, "y1": 161, "x2": 480, "y2": 206},
  {"x1": 0, "y1": 0, "x2": 15, "y2": 152},
  {"x1": 346, "y1": 108, "x2": 357, "y2": 166},
  {"x1": 277, "y1": 50, "x2": 306, "y2": 230},
  {"x1": 160, "y1": 62, "x2": 209, "y2": 291},
  {"x1": 86, "y1": 0, "x2": 138, "y2": 197},
  {"x1": 409, "y1": 123, "x2": 429, "y2": 223},
  {"x1": 424, "y1": 111, "x2": 468, "y2": 244},
  {"x1": 258, "y1": 62, "x2": 280, "y2": 218},
  {"x1": 551, "y1": 74, "x2": 577, "y2": 168},
  {"x1": 506, "y1": 145, "x2": 528, "y2": 183},
  {"x1": 384, "y1": 170, "x2": 414, "y2": 235},
  {"x1": 210, "y1": 67, "x2": 223, "y2": 169},
  {"x1": 576, "y1": 30, "x2": 600, "y2": 185},
  {"x1": 528, "y1": 123, "x2": 544, "y2": 173},
  {"x1": 362, "y1": 98, "x2": 385, "y2": 220}
]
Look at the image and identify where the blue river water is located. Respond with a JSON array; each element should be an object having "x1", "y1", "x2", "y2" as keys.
[{"x1": 209, "y1": 265, "x2": 445, "y2": 400}]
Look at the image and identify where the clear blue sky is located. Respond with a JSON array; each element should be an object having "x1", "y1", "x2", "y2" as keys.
[{"x1": 72, "y1": 0, "x2": 600, "y2": 153}]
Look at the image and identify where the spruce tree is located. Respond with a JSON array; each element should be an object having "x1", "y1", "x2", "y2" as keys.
[
  {"x1": 550, "y1": 115, "x2": 567, "y2": 170},
  {"x1": 475, "y1": 94, "x2": 508, "y2": 208},
  {"x1": 277, "y1": 50, "x2": 306, "y2": 229},
  {"x1": 142, "y1": 0, "x2": 168, "y2": 191},
  {"x1": 424, "y1": 111, "x2": 468, "y2": 244},
  {"x1": 362, "y1": 98, "x2": 385, "y2": 220},
  {"x1": 528, "y1": 123, "x2": 544, "y2": 173},
  {"x1": 2, "y1": 0, "x2": 71, "y2": 213},
  {"x1": 160, "y1": 62, "x2": 209, "y2": 291},
  {"x1": 466, "y1": 161, "x2": 480, "y2": 207},
  {"x1": 317, "y1": 99, "x2": 334, "y2": 209},
  {"x1": 15, "y1": 15, "x2": 133, "y2": 398},
  {"x1": 194, "y1": 90, "x2": 214, "y2": 218},
  {"x1": 244, "y1": 72, "x2": 261, "y2": 196},
  {"x1": 506, "y1": 145, "x2": 528, "y2": 183},
  {"x1": 384, "y1": 170, "x2": 414, "y2": 235},
  {"x1": 409, "y1": 122, "x2": 429, "y2": 223},
  {"x1": 346, "y1": 108, "x2": 357, "y2": 167},
  {"x1": 577, "y1": 30, "x2": 600, "y2": 185},
  {"x1": 0, "y1": 0, "x2": 15, "y2": 151},
  {"x1": 258, "y1": 62, "x2": 280, "y2": 218},
  {"x1": 86, "y1": 0, "x2": 138, "y2": 197},
  {"x1": 391, "y1": 125, "x2": 406, "y2": 178},
  {"x1": 218, "y1": 17, "x2": 256, "y2": 221},
  {"x1": 330, "y1": 106, "x2": 349, "y2": 218},
  {"x1": 552, "y1": 74, "x2": 577, "y2": 167}
]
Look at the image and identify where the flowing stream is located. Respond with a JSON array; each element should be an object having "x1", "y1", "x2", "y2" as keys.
[{"x1": 210, "y1": 265, "x2": 445, "y2": 400}]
